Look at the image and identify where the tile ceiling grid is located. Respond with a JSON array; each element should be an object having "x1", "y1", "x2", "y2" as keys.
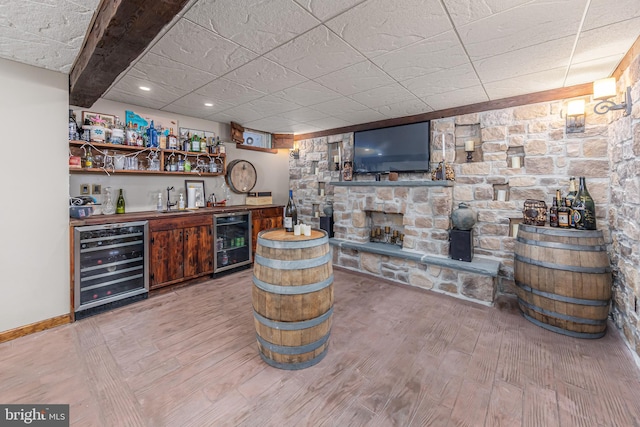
[{"x1": 2, "y1": 0, "x2": 640, "y2": 134}]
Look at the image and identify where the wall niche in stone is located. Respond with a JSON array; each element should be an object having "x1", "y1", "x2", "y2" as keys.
[{"x1": 455, "y1": 123, "x2": 481, "y2": 164}]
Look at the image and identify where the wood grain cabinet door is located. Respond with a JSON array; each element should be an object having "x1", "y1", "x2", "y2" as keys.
[
  {"x1": 149, "y1": 229, "x2": 184, "y2": 289},
  {"x1": 184, "y1": 225, "x2": 214, "y2": 277}
]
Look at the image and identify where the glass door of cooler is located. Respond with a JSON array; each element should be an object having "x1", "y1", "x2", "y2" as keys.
[
  {"x1": 214, "y1": 211, "x2": 252, "y2": 273},
  {"x1": 74, "y1": 221, "x2": 149, "y2": 313}
]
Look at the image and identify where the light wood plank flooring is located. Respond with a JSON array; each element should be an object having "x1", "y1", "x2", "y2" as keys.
[{"x1": 2, "y1": 267, "x2": 640, "y2": 426}]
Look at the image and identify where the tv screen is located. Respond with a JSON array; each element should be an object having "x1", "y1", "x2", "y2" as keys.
[{"x1": 353, "y1": 121, "x2": 430, "y2": 174}]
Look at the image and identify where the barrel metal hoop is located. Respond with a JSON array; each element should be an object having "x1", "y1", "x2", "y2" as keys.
[
  {"x1": 253, "y1": 306, "x2": 333, "y2": 331},
  {"x1": 253, "y1": 274, "x2": 334, "y2": 295},
  {"x1": 257, "y1": 234, "x2": 328, "y2": 249},
  {"x1": 518, "y1": 298, "x2": 607, "y2": 326},
  {"x1": 520, "y1": 311, "x2": 606, "y2": 339},
  {"x1": 515, "y1": 254, "x2": 611, "y2": 274},
  {"x1": 255, "y1": 252, "x2": 332, "y2": 270},
  {"x1": 256, "y1": 330, "x2": 330, "y2": 355},
  {"x1": 258, "y1": 344, "x2": 329, "y2": 370},
  {"x1": 515, "y1": 280, "x2": 610, "y2": 307},
  {"x1": 516, "y1": 236, "x2": 607, "y2": 252},
  {"x1": 518, "y1": 224, "x2": 604, "y2": 239}
]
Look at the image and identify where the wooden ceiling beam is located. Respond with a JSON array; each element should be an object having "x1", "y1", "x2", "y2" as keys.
[{"x1": 69, "y1": 0, "x2": 190, "y2": 107}]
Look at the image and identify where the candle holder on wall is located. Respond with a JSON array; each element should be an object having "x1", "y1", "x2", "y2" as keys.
[{"x1": 369, "y1": 225, "x2": 404, "y2": 247}]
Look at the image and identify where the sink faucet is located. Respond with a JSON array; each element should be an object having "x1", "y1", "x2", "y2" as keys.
[{"x1": 166, "y1": 186, "x2": 177, "y2": 211}]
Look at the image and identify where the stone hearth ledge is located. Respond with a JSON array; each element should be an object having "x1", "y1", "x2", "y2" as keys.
[
  {"x1": 329, "y1": 238, "x2": 500, "y2": 277},
  {"x1": 331, "y1": 180, "x2": 453, "y2": 187}
]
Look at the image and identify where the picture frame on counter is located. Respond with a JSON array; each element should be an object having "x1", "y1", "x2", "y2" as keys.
[
  {"x1": 82, "y1": 111, "x2": 115, "y2": 127},
  {"x1": 185, "y1": 180, "x2": 205, "y2": 208}
]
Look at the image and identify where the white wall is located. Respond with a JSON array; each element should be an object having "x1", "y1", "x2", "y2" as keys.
[
  {"x1": 0, "y1": 58, "x2": 70, "y2": 332},
  {"x1": 70, "y1": 99, "x2": 290, "y2": 211}
]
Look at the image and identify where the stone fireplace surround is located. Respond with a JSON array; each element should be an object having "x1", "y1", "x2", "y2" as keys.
[{"x1": 330, "y1": 180, "x2": 500, "y2": 305}]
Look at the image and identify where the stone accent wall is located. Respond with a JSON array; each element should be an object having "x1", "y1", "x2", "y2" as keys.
[{"x1": 609, "y1": 51, "x2": 640, "y2": 359}]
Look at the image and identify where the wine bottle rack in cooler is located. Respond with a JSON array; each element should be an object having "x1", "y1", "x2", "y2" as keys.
[
  {"x1": 214, "y1": 211, "x2": 252, "y2": 273},
  {"x1": 74, "y1": 221, "x2": 149, "y2": 318}
]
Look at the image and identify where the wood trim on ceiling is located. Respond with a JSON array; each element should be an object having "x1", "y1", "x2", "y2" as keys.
[
  {"x1": 294, "y1": 82, "x2": 594, "y2": 141},
  {"x1": 69, "y1": 0, "x2": 191, "y2": 107},
  {"x1": 613, "y1": 34, "x2": 640, "y2": 80}
]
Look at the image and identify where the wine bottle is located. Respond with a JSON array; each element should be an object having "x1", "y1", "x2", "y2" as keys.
[
  {"x1": 572, "y1": 177, "x2": 597, "y2": 230},
  {"x1": 549, "y1": 190, "x2": 559, "y2": 227},
  {"x1": 557, "y1": 198, "x2": 570, "y2": 228},
  {"x1": 284, "y1": 190, "x2": 297, "y2": 232},
  {"x1": 116, "y1": 189, "x2": 125, "y2": 214},
  {"x1": 566, "y1": 177, "x2": 577, "y2": 227}
]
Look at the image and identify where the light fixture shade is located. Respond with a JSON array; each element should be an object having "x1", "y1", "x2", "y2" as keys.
[
  {"x1": 567, "y1": 99, "x2": 585, "y2": 116},
  {"x1": 593, "y1": 78, "x2": 616, "y2": 100}
]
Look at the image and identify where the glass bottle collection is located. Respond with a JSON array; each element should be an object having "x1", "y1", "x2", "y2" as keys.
[{"x1": 548, "y1": 176, "x2": 597, "y2": 230}]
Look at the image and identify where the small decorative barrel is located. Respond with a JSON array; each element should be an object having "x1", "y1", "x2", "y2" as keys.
[
  {"x1": 514, "y1": 224, "x2": 612, "y2": 339},
  {"x1": 252, "y1": 228, "x2": 333, "y2": 369}
]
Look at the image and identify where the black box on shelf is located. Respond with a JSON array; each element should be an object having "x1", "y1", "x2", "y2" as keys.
[
  {"x1": 319, "y1": 216, "x2": 334, "y2": 238},
  {"x1": 450, "y1": 229, "x2": 473, "y2": 262}
]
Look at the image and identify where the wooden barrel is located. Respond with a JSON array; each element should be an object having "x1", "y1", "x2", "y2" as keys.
[
  {"x1": 252, "y1": 228, "x2": 333, "y2": 369},
  {"x1": 514, "y1": 224, "x2": 612, "y2": 339}
]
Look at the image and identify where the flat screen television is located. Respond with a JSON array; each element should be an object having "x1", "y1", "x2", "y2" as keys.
[{"x1": 353, "y1": 121, "x2": 430, "y2": 174}]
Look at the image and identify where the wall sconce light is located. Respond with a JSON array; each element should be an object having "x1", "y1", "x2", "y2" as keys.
[
  {"x1": 464, "y1": 140, "x2": 475, "y2": 162},
  {"x1": 593, "y1": 77, "x2": 632, "y2": 116},
  {"x1": 290, "y1": 141, "x2": 300, "y2": 159},
  {"x1": 566, "y1": 99, "x2": 586, "y2": 133}
]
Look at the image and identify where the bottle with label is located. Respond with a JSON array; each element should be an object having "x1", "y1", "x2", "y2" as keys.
[
  {"x1": 69, "y1": 109, "x2": 78, "y2": 140},
  {"x1": 168, "y1": 128, "x2": 178, "y2": 149},
  {"x1": 84, "y1": 148, "x2": 94, "y2": 168},
  {"x1": 572, "y1": 177, "x2": 597, "y2": 230},
  {"x1": 549, "y1": 190, "x2": 560, "y2": 227},
  {"x1": 178, "y1": 193, "x2": 185, "y2": 210},
  {"x1": 566, "y1": 176, "x2": 577, "y2": 227},
  {"x1": 191, "y1": 134, "x2": 200, "y2": 152},
  {"x1": 116, "y1": 189, "x2": 126, "y2": 214},
  {"x1": 147, "y1": 120, "x2": 158, "y2": 148},
  {"x1": 284, "y1": 189, "x2": 297, "y2": 232},
  {"x1": 170, "y1": 156, "x2": 177, "y2": 172},
  {"x1": 557, "y1": 197, "x2": 570, "y2": 228},
  {"x1": 178, "y1": 155, "x2": 185, "y2": 172},
  {"x1": 125, "y1": 122, "x2": 136, "y2": 145},
  {"x1": 201, "y1": 137, "x2": 209, "y2": 153}
]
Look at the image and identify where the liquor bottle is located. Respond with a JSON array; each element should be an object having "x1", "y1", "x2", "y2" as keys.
[
  {"x1": 178, "y1": 155, "x2": 185, "y2": 172},
  {"x1": 201, "y1": 136, "x2": 209, "y2": 153},
  {"x1": 572, "y1": 177, "x2": 597, "y2": 230},
  {"x1": 557, "y1": 197, "x2": 570, "y2": 228},
  {"x1": 168, "y1": 128, "x2": 178, "y2": 149},
  {"x1": 84, "y1": 148, "x2": 94, "y2": 168},
  {"x1": 565, "y1": 176, "x2": 577, "y2": 227},
  {"x1": 116, "y1": 189, "x2": 125, "y2": 214},
  {"x1": 191, "y1": 134, "x2": 200, "y2": 152},
  {"x1": 284, "y1": 190, "x2": 297, "y2": 232},
  {"x1": 125, "y1": 122, "x2": 135, "y2": 145},
  {"x1": 158, "y1": 127, "x2": 167, "y2": 149},
  {"x1": 147, "y1": 120, "x2": 158, "y2": 148},
  {"x1": 549, "y1": 190, "x2": 559, "y2": 227},
  {"x1": 69, "y1": 109, "x2": 78, "y2": 140}
]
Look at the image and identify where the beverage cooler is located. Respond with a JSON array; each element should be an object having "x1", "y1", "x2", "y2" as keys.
[
  {"x1": 214, "y1": 211, "x2": 252, "y2": 273},
  {"x1": 74, "y1": 221, "x2": 149, "y2": 319}
]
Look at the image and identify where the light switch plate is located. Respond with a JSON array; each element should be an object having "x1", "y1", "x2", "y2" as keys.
[
  {"x1": 92, "y1": 184, "x2": 102, "y2": 195},
  {"x1": 80, "y1": 184, "x2": 90, "y2": 195}
]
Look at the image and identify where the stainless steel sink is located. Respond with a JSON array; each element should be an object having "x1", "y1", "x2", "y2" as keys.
[{"x1": 158, "y1": 210, "x2": 195, "y2": 214}]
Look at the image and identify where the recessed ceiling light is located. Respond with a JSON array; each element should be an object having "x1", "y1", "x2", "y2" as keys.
[
  {"x1": 204, "y1": 102, "x2": 213, "y2": 107},
  {"x1": 139, "y1": 86, "x2": 151, "y2": 91}
]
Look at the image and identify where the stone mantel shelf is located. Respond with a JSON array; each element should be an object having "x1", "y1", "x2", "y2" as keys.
[
  {"x1": 331, "y1": 180, "x2": 453, "y2": 187},
  {"x1": 329, "y1": 238, "x2": 500, "y2": 277}
]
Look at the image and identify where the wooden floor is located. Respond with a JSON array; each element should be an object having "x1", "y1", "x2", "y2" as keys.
[{"x1": 2, "y1": 268, "x2": 640, "y2": 427}]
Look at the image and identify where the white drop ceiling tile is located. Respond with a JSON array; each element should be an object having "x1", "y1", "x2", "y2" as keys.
[
  {"x1": 151, "y1": 18, "x2": 258, "y2": 76},
  {"x1": 0, "y1": 36, "x2": 78, "y2": 73},
  {"x1": 272, "y1": 81, "x2": 342, "y2": 107},
  {"x1": 242, "y1": 95, "x2": 301, "y2": 117},
  {"x1": 474, "y1": 36, "x2": 574, "y2": 84},
  {"x1": 401, "y1": 63, "x2": 481, "y2": 99},
  {"x1": 163, "y1": 91, "x2": 235, "y2": 115},
  {"x1": 421, "y1": 85, "x2": 488, "y2": 111},
  {"x1": 106, "y1": 75, "x2": 187, "y2": 106},
  {"x1": 184, "y1": 0, "x2": 319, "y2": 55},
  {"x1": 212, "y1": 104, "x2": 271, "y2": 124},
  {"x1": 372, "y1": 31, "x2": 470, "y2": 82},
  {"x1": 572, "y1": 18, "x2": 640, "y2": 64},
  {"x1": 287, "y1": 123, "x2": 322, "y2": 134},
  {"x1": 374, "y1": 98, "x2": 431, "y2": 119},
  {"x1": 326, "y1": 0, "x2": 452, "y2": 58},
  {"x1": 459, "y1": 0, "x2": 585, "y2": 60},
  {"x1": 162, "y1": 102, "x2": 225, "y2": 120},
  {"x1": 583, "y1": 0, "x2": 640, "y2": 30},
  {"x1": 348, "y1": 84, "x2": 416, "y2": 109},
  {"x1": 276, "y1": 107, "x2": 331, "y2": 122},
  {"x1": 310, "y1": 97, "x2": 369, "y2": 116},
  {"x1": 565, "y1": 55, "x2": 622, "y2": 87},
  {"x1": 484, "y1": 68, "x2": 567, "y2": 99},
  {"x1": 304, "y1": 116, "x2": 352, "y2": 130},
  {"x1": 265, "y1": 25, "x2": 365, "y2": 79},
  {"x1": 195, "y1": 78, "x2": 265, "y2": 105},
  {"x1": 102, "y1": 89, "x2": 171, "y2": 112},
  {"x1": 129, "y1": 52, "x2": 216, "y2": 92},
  {"x1": 337, "y1": 109, "x2": 388, "y2": 125},
  {"x1": 293, "y1": 0, "x2": 366, "y2": 22},
  {"x1": 225, "y1": 57, "x2": 308, "y2": 94},
  {"x1": 442, "y1": 0, "x2": 532, "y2": 27},
  {"x1": 314, "y1": 61, "x2": 396, "y2": 96},
  {"x1": 244, "y1": 116, "x2": 304, "y2": 133}
]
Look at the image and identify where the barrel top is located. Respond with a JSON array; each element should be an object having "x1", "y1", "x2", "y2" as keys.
[
  {"x1": 519, "y1": 223, "x2": 604, "y2": 238},
  {"x1": 259, "y1": 228, "x2": 327, "y2": 242}
]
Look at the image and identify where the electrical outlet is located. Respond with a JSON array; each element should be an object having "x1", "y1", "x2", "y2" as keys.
[
  {"x1": 80, "y1": 184, "x2": 90, "y2": 195},
  {"x1": 92, "y1": 184, "x2": 102, "y2": 195}
]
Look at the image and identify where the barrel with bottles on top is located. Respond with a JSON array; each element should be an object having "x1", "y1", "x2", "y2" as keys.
[{"x1": 515, "y1": 177, "x2": 611, "y2": 339}]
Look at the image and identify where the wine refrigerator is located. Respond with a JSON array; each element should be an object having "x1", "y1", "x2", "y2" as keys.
[{"x1": 74, "y1": 221, "x2": 149, "y2": 319}]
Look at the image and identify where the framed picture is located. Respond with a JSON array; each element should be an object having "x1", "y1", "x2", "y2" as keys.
[
  {"x1": 81, "y1": 111, "x2": 116, "y2": 127},
  {"x1": 185, "y1": 180, "x2": 205, "y2": 208}
]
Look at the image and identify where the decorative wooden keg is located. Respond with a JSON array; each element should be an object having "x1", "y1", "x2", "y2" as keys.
[
  {"x1": 252, "y1": 228, "x2": 333, "y2": 369},
  {"x1": 514, "y1": 224, "x2": 612, "y2": 339}
]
